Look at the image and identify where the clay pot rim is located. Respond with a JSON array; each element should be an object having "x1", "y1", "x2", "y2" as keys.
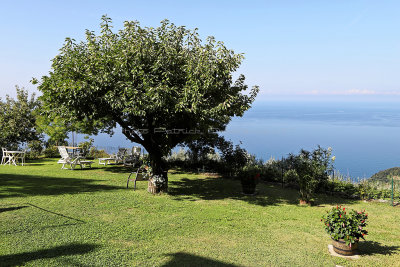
[{"x1": 331, "y1": 238, "x2": 360, "y2": 243}]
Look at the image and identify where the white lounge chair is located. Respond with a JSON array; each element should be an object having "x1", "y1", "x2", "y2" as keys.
[
  {"x1": 57, "y1": 146, "x2": 94, "y2": 170},
  {"x1": 98, "y1": 157, "x2": 117, "y2": 166},
  {"x1": 123, "y1": 146, "x2": 141, "y2": 167},
  {"x1": 116, "y1": 148, "x2": 128, "y2": 164}
]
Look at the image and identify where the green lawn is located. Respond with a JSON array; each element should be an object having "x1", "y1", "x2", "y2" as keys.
[{"x1": 1, "y1": 159, "x2": 399, "y2": 266}]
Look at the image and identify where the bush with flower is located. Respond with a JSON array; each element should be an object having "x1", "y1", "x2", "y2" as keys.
[
  {"x1": 321, "y1": 206, "x2": 368, "y2": 246},
  {"x1": 139, "y1": 163, "x2": 152, "y2": 179},
  {"x1": 151, "y1": 174, "x2": 167, "y2": 188}
]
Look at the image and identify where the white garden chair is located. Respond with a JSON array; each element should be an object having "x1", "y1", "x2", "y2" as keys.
[
  {"x1": 15, "y1": 149, "x2": 26, "y2": 166},
  {"x1": 1, "y1": 148, "x2": 11, "y2": 165}
]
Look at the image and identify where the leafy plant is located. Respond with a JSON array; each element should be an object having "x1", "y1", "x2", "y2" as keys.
[
  {"x1": 322, "y1": 206, "x2": 368, "y2": 246},
  {"x1": 326, "y1": 177, "x2": 358, "y2": 198},
  {"x1": 43, "y1": 146, "x2": 60, "y2": 158},
  {"x1": 283, "y1": 169, "x2": 298, "y2": 186},
  {"x1": 261, "y1": 158, "x2": 281, "y2": 182},
  {"x1": 78, "y1": 137, "x2": 94, "y2": 158},
  {"x1": 239, "y1": 166, "x2": 261, "y2": 183},
  {"x1": 88, "y1": 147, "x2": 109, "y2": 159},
  {"x1": 218, "y1": 140, "x2": 249, "y2": 176},
  {"x1": 26, "y1": 140, "x2": 44, "y2": 159},
  {"x1": 286, "y1": 146, "x2": 335, "y2": 202}
]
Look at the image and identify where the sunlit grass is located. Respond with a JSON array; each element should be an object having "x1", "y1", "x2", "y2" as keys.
[{"x1": 0, "y1": 159, "x2": 399, "y2": 266}]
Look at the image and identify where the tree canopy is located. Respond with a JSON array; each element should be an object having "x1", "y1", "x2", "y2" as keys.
[
  {"x1": 34, "y1": 16, "x2": 259, "y2": 190},
  {"x1": 0, "y1": 86, "x2": 42, "y2": 150}
]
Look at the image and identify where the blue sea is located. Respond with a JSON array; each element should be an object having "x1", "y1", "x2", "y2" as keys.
[
  {"x1": 224, "y1": 99, "x2": 400, "y2": 179},
  {"x1": 82, "y1": 99, "x2": 400, "y2": 180}
]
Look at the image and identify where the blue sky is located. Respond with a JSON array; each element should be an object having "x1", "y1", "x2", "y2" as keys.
[{"x1": 1, "y1": 0, "x2": 399, "y2": 100}]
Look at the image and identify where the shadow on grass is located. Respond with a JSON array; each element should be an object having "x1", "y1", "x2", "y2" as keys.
[
  {"x1": 27, "y1": 203, "x2": 85, "y2": 222},
  {"x1": 0, "y1": 203, "x2": 85, "y2": 235},
  {"x1": 69, "y1": 167, "x2": 102, "y2": 171},
  {"x1": 0, "y1": 206, "x2": 29, "y2": 213},
  {"x1": 168, "y1": 176, "x2": 358, "y2": 207},
  {"x1": 168, "y1": 169, "x2": 200, "y2": 175},
  {"x1": 23, "y1": 158, "x2": 60, "y2": 165},
  {"x1": 0, "y1": 243, "x2": 99, "y2": 266},
  {"x1": 359, "y1": 241, "x2": 400, "y2": 256},
  {"x1": 102, "y1": 165, "x2": 137, "y2": 174},
  {"x1": 2, "y1": 222, "x2": 86, "y2": 236},
  {"x1": 0, "y1": 173, "x2": 122, "y2": 199},
  {"x1": 162, "y1": 252, "x2": 239, "y2": 267}
]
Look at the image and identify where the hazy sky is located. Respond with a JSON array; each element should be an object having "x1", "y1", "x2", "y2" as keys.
[{"x1": 1, "y1": 0, "x2": 399, "y2": 100}]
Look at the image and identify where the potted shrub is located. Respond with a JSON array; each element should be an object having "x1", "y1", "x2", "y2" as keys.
[
  {"x1": 239, "y1": 166, "x2": 261, "y2": 195},
  {"x1": 148, "y1": 174, "x2": 168, "y2": 194},
  {"x1": 321, "y1": 206, "x2": 368, "y2": 256},
  {"x1": 142, "y1": 164, "x2": 168, "y2": 194}
]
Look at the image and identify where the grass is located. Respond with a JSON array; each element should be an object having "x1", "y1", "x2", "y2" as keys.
[{"x1": 1, "y1": 159, "x2": 400, "y2": 266}]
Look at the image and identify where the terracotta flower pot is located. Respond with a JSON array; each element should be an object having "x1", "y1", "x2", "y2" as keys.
[
  {"x1": 299, "y1": 199, "x2": 314, "y2": 205},
  {"x1": 147, "y1": 171, "x2": 168, "y2": 194},
  {"x1": 147, "y1": 178, "x2": 159, "y2": 194},
  {"x1": 299, "y1": 199, "x2": 309, "y2": 205},
  {"x1": 332, "y1": 238, "x2": 359, "y2": 256}
]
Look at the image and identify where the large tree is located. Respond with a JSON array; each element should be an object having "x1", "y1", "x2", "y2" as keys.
[{"x1": 34, "y1": 16, "x2": 259, "y2": 191}]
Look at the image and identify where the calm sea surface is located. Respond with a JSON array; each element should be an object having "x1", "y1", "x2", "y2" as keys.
[
  {"x1": 89, "y1": 99, "x2": 400, "y2": 179},
  {"x1": 224, "y1": 99, "x2": 400, "y2": 179}
]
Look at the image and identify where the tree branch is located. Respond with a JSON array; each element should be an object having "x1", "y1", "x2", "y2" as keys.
[{"x1": 113, "y1": 115, "x2": 144, "y2": 145}]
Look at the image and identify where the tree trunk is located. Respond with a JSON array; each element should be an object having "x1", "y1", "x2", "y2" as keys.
[
  {"x1": 147, "y1": 147, "x2": 168, "y2": 193},
  {"x1": 122, "y1": 126, "x2": 169, "y2": 194}
]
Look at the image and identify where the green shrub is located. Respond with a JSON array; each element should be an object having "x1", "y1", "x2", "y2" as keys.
[
  {"x1": 219, "y1": 143, "x2": 248, "y2": 177},
  {"x1": 327, "y1": 179, "x2": 358, "y2": 197},
  {"x1": 283, "y1": 169, "x2": 298, "y2": 186},
  {"x1": 239, "y1": 165, "x2": 262, "y2": 179},
  {"x1": 43, "y1": 146, "x2": 60, "y2": 158},
  {"x1": 261, "y1": 165, "x2": 281, "y2": 182},
  {"x1": 78, "y1": 137, "x2": 94, "y2": 157},
  {"x1": 25, "y1": 140, "x2": 44, "y2": 159},
  {"x1": 285, "y1": 146, "x2": 334, "y2": 202},
  {"x1": 88, "y1": 147, "x2": 109, "y2": 159},
  {"x1": 357, "y1": 181, "x2": 372, "y2": 200}
]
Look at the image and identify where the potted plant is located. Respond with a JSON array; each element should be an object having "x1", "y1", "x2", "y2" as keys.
[
  {"x1": 148, "y1": 174, "x2": 167, "y2": 194},
  {"x1": 142, "y1": 164, "x2": 168, "y2": 194},
  {"x1": 321, "y1": 206, "x2": 368, "y2": 256},
  {"x1": 239, "y1": 166, "x2": 261, "y2": 195}
]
